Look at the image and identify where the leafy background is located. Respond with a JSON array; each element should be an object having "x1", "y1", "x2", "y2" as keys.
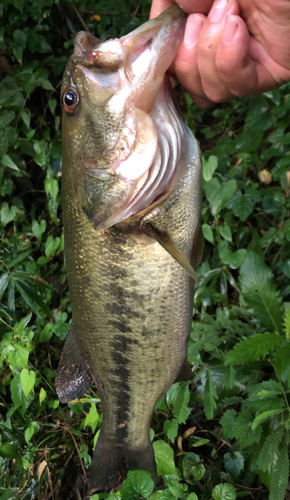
[{"x1": 1, "y1": 0, "x2": 290, "y2": 499}]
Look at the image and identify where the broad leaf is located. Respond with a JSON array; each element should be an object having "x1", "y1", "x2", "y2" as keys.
[
  {"x1": 224, "y1": 452, "x2": 244, "y2": 478},
  {"x1": 121, "y1": 471, "x2": 154, "y2": 499},
  {"x1": 212, "y1": 483, "x2": 236, "y2": 500},
  {"x1": 153, "y1": 440, "x2": 175, "y2": 476}
]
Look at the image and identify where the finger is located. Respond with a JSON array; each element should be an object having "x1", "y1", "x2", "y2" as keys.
[
  {"x1": 196, "y1": 0, "x2": 240, "y2": 102},
  {"x1": 150, "y1": 0, "x2": 215, "y2": 19},
  {"x1": 150, "y1": 0, "x2": 174, "y2": 19},
  {"x1": 216, "y1": 15, "x2": 258, "y2": 96},
  {"x1": 173, "y1": 14, "x2": 214, "y2": 107},
  {"x1": 216, "y1": 15, "x2": 290, "y2": 96}
]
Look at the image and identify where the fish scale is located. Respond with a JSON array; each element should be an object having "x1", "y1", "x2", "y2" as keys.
[{"x1": 56, "y1": 5, "x2": 202, "y2": 495}]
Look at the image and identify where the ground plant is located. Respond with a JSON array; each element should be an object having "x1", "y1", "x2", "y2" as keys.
[{"x1": 1, "y1": 0, "x2": 290, "y2": 499}]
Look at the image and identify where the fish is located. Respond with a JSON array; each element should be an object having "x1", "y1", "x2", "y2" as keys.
[{"x1": 55, "y1": 5, "x2": 202, "y2": 495}]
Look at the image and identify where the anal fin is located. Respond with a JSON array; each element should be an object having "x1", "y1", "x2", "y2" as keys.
[
  {"x1": 144, "y1": 224, "x2": 199, "y2": 283},
  {"x1": 55, "y1": 323, "x2": 94, "y2": 403}
]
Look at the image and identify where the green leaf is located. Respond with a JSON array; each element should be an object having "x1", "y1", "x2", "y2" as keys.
[
  {"x1": 1, "y1": 202, "x2": 19, "y2": 226},
  {"x1": 239, "y1": 251, "x2": 283, "y2": 333},
  {"x1": 252, "y1": 409, "x2": 284, "y2": 431},
  {"x1": 163, "y1": 475, "x2": 188, "y2": 497},
  {"x1": 273, "y1": 342, "x2": 290, "y2": 382},
  {"x1": 218, "y1": 225, "x2": 232, "y2": 242},
  {"x1": 269, "y1": 445, "x2": 289, "y2": 500},
  {"x1": 82, "y1": 403, "x2": 99, "y2": 433},
  {"x1": 224, "y1": 452, "x2": 244, "y2": 478},
  {"x1": 231, "y1": 192, "x2": 253, "y2": 221},
  {"x1": 257, "y1": 427, "x2": 284, "y2": 472},
  {"x1": 149, "y1": 491, "x2": 175, "y2": 500},
  {"x1": 182, "y1": 453, "x2": 205, "y2": 482},
  {"x1": 204, "y1": 178, "x2": 237, "y2": 217},
  {"x1": 225, "y1": 334, "x2": 285, "y2": 365},
  {"x1": 172, "y1": 382, "x2": 190, "y2": 424},
  {"x1": 14, "y1": 279, "x2": 49, "y2": 317},
  {"x1": 218, "y1": 241, "x2": 247, "y2": 269},
  {"x1": 121, "y1": 470, "x2": 154, "y2": 499},
  {"x1": 20, "y1": 368, "x2": 35, "y2": 397},
  {"x1": 212, "y1": 483, "x2": 236, "y2": 500},
  {"x1": 39, "y1": 387, "x2": 46, "y2": 404},
  {"x1": 202, "y1": 223, "x2": 214, "y2": 244},
  {"x1": 10, "y1": 374, "x2": 28, "y2": 410},
  {"x1": 1, "y1": 153, "x2": 20, "y2": 172},
  {"x1": 191, "y1": 438, "x2": 209, "y2": 447},
  {"x1": 0, "y1": 272, "x2": 9, "y2": 301},
  {"x1": 163, "y1": 419, "x2": 178, "y2": 441},
  {"x1": 39, "y1": 323, "x2": 52, "y2": 343},
  {"x1": 45, "y1": 235, "x2": 61, "y2": 258},
  {"x1": 12, "y1": 46, "x2": 23, "y2": 63},
  {"x1": 234, "y1": 409, "x2": 262, "y2": 448},
  {"x1": 0, "y1": 489, "x2": 19, "y2": 500},
  {"x1": 20, "y1": 109, "x2": 30, "y2": 128},
  {"x1": 284, "y1": 309, "x2": 290, "y2": 339},
  {"x1": 202, "y1": 155, "x2": 218, "y2": 181},
  {"x1": 32, "y1": 219, "x2": 46, "y2": 240},
  {"x1": 24, "y1": 421, "x2": 39, "y2": 444},
  {"x1": 13, "y1": 29, "x2": 27, "y2": 48},
  {"x1": 204, "y1": 370, "x2": 218, "y2": 419},
  {"x1": 153, "y1": 440, "x2": 176, "y2": 476},
  {"x1": 45, "y1": 177, "x2": 59, "y2": 202},
  {"x1": 51, "y1": 320, "x2": 69, "y2": 341},
  {"x1": 0, "y1": 444, "x2": 18, "y2": 459},
  {"x1": 48, "y1": 99, "x2": 57, "y2": 115}
]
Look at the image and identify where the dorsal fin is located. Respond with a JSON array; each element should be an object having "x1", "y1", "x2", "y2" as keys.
[{"x1": 144, "y1": 224, "x2": 199, "y2": 284}]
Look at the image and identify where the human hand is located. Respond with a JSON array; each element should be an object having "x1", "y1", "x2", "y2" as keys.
[{"x1": 150, "y1": 0, "x2": 290, "y2": 107}]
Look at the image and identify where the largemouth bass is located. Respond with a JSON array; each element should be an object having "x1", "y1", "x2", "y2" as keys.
[{"x1": 55, "y1": 5, "x2": 202, "y2": 495}]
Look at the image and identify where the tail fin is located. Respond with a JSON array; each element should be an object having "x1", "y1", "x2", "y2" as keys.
[{"x1": 88, "y1": 431, "x2": 157, "y2": 494}]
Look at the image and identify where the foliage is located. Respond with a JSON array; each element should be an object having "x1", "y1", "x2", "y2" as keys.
[{"x1": 1, "y1": 0, "x2": 290, "y2": 499}]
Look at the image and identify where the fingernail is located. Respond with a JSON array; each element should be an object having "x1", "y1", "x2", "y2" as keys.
[
  {"x1": 184, "y1": 14, "x2": 204, "y2": 49},
  {"x1": 209, "y1": 0, "x2": 230, "y2": 23},
  {"x1": 222, "y1": 15, "x2": 238, "y2": 44}
]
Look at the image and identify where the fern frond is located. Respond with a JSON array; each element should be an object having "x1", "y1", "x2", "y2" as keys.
[
  {"x1": 269, "y1": 445, "x2": 289, "y2": 500},
  {"x1": 273, "y1": 342, "x2": 290, "y2": 383},
  {"x1": 172, "y1": 382, "x2": 190, "y2": 424},
  {"x1": 257, "y1": 427, "x2": 284, "y2": 471},
  {"x1": 252, "y1": 409, "x2": 284, "y2": 431},
  {"x1": 225, "y1": 333, "x2": 284, "y2": 365},
  {"x1": 239, "y1": 251, "x2": 283, "y2": 334},
  {"x1": 204, "y1": 370, "x2": 218, "y2": 420},
  {"x1": 284, "y1": 309, "x2": 290, "y2": 339}
]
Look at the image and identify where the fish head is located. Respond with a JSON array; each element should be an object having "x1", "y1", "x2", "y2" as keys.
[{"x1": 61, "y1": 6, "x2": 187, "y2": 229}]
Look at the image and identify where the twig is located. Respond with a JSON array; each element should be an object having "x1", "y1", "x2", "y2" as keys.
[
  {"x1": 62, "y1": 424, "x2": 87, "y2": 480},
  {"x1": 72, "y1": 3, "x2": 90, "y2": 32}
]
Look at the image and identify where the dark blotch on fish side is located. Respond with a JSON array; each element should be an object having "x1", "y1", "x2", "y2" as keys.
[
  {"x1": 111, "y1": 351, "x2": 131, "y2": 440},
  {"x1": 105, "y1": 301, "x2": 140, "y2": 319},
  {"x1": 109, "y1": 319, "x2": 132, "y2": 334}
]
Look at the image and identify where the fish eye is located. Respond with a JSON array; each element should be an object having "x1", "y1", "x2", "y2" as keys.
[{"x1": 63, "y1": 88, "x2": 79, "y2": 113}]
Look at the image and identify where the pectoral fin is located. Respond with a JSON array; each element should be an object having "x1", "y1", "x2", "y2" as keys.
[
  {"x1": 55, "y1": 323, "x2": 94, "y2": 403},
  {"x1": 144, "y1": 224, "x2": 199, "y2": 284}
]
